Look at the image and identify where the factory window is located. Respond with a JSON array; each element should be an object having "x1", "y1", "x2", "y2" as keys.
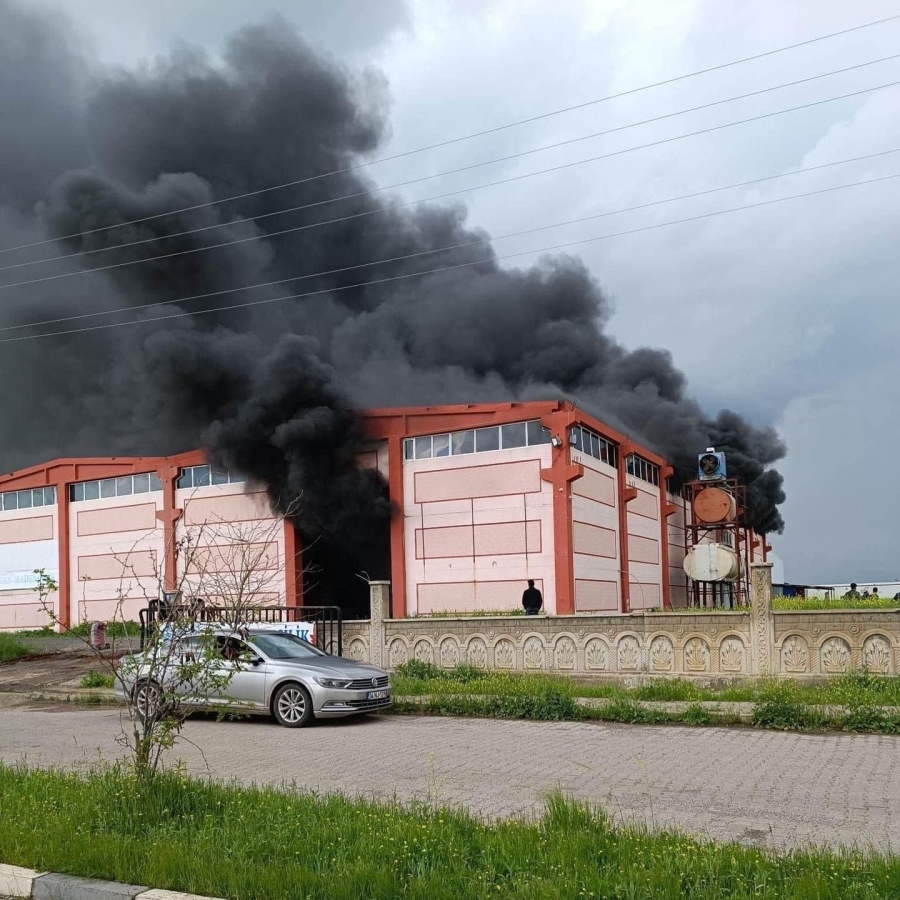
[
  {"x1": 570, "y1": 425, "x2": 618, "y2": 467},
  {"x1": 501, "y1": 422, "x2": 527, "y2": 449},
  {"x1": 0, "y1": 486, "x2": 57, "y2": 512},
  {"x1": 404, "y1": 419, "x2": 552, "y2": 461},
  {"x1": 451, "y1": 430, "x2": 474, "y2": 455},
  {"x1": 433, "y1": 434, "x2": 450, "y2": 457},
  {"x1": 625, "y1": 454, "x2": 660, "y2": 487},
  {"x1": 475, "y1": 426, "x2": 500, "y2": 452},
  {"x1": 176, "y1": 465, "x2": 246, "y2": 489},
  {"x1": 69, "y1": 473, "x2": 163, "y2": 503}
]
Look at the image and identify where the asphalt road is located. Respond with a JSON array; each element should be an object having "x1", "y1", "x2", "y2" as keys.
[{"x1": 1, "y1": 702, "x2": 898, "y2": 852}]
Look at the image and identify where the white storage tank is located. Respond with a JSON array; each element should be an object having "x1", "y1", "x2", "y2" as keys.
[{"x1": 684, "y1": 542, "x2": 740, "y2": 582}]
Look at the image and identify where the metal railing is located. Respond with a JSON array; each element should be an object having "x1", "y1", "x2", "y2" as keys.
[{"x1": 139, "y1": 599, "x2": 343, "y2": 656}]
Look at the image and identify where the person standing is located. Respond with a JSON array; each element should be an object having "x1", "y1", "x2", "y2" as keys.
[{"x1": 522, "y1": 579, "x2": 543, "y2": 615}]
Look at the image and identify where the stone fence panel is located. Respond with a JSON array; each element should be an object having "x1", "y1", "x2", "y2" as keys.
[{"x1": 342, "y1": 567, "x2": 900, "y2": 679}]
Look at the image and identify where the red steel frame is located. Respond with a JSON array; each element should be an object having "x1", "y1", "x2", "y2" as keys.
[
  {"x1": 364, "y1": 400, "x2": 671, "y2": 617},
  {"x1": 0, "y1": 400, "x2": 676, "y2": 623}
]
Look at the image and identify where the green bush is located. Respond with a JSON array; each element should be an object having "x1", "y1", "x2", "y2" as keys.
[
  {"x1": 427, "y1": 682, "x2": 579, "y2": 722},
  {"x1": 79, "y1": 670, "x2": 114, "y2": 689},
  {"x1": 590, "y1": 699, "x2": 672, "y2": 725},
  {"x1": 0, "y1": 633, "x2": 30, "y2": 661},
  {"x1": 751, "y1": 682, "x2": 824, "y2": 730},
  {"x1": 682, "y1": 703, "x2": 713, "y2": 726},
  {"x1": 395, "y1": 659, "x2": 447, "y2": 680},
  {"x1": 448, "y1": 664, "x2": 490, "y2": 684}
]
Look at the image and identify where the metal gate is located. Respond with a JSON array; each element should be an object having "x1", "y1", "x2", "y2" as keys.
[{"x1": 139, "y1": 598, "x2": 343, "y2": 656}]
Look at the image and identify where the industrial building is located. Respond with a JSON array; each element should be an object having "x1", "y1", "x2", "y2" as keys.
[{"x1": 0, "y1": 400, "x2": 769, "y2": 631}]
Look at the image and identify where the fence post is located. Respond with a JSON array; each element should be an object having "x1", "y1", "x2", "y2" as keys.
[
  {"x1": 368, "y1": 580, "x2": 390, "y2": 669},
  {"x1": 749, "y1": 562, "x2": 776, "y2": 676}
]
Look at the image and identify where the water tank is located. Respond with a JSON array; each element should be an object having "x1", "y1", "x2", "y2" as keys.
[
  {"x1": 684, "y1": 543, "x2": 740, "y2": 582},
  {"x1": 693, "y1": 487, "x2": 737, "y2": 524}
]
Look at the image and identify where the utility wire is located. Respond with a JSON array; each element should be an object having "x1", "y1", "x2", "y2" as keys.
[
  {"x1": 1, "y1": 11, "x2": 897, "y2": 257},
  {"x1": 4, "y1": 147, "x2": 897, "y2": 334},
  {"x1": 4, "y1": 52, "x2": 897, "y2": 274},
  {"x1": 2, "y1": 77, "x2": 898, "y2": 293},
  {"x1": 2, "y1": 171, "x2": 896, "y2": 346}
]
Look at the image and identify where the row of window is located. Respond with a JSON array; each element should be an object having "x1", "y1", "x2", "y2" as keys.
[
  {"x1": 404, "y1": 420, "x2": 551, "y2": 461},
  {"x1": 1, "y1": 486, "x2": 57, "y2": 512},
  {"x1": 570, "y1": 425, "x2": 618, "y2": 467},
  {"x1": 69, "y1": 473, "x2": 163, "y2": 503},
  {"x1": 402, "y1": 420, "x2": 664, "y2": 489},
  {"x1": 176, "y1": 465, "x2": 246, "y2": 489},
  {"x1": 67, "y1": 466, "x2": 246, "y2": 503},
  {"x1": 626, "y1": 454, "x2": 661, "y2": 486}
]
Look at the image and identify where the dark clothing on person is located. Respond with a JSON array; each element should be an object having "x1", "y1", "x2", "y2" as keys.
[{"x1": 522, "y1": 586, "x2": 543, "y2": 615}]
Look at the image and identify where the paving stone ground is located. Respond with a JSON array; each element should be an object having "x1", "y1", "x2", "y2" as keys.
[{"x1": 1, "y1": 704, "x2": 898, "y2": 853}]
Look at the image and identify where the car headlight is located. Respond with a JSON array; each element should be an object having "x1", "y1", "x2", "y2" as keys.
[{"x1": 315, "y1": 677, "x2": 353, "y2": 689}]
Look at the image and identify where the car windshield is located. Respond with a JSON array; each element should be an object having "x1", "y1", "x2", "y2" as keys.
[{"x1": 247, "y1": 632, "x2": 327, "y2": 660}]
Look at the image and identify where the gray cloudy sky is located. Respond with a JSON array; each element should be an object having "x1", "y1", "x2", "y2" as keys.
[{"x1": 40, "y1": 0, "x2": 900, "y2": 583}]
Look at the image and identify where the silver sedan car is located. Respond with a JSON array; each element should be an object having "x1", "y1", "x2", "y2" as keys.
[{"x1": 115, "y1": 630, "x2": 391, "y2": 727}]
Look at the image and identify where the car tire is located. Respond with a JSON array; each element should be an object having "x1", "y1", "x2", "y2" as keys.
[
  {"x1": 271, "y1": 682, "x2": 313, "y2": 728},
  {"x1": 133, "y1": 680, "x2": 162, "y2": 721}
]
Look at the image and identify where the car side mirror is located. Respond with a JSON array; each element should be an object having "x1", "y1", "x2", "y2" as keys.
[{"x1": 251, "y1": 657, "x2": 263, "y2": 666}]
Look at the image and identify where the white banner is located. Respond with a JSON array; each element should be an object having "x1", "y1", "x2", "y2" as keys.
[
  {"x1": 0, "y1": 541, "x2": 58, "y2": 592},
  {"x1": 0, "y1": 567, "x2": 59, "y2": 591},
  {"x1": 160, "y1": 620, "x2": 316, "y2": 644},
  {"x1": 245, "y1": 621, "x2": 316, "y2": 643}
]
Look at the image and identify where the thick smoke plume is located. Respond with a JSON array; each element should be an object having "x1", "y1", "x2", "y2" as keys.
[{"x1": 0, "y1": 1, "x2": 786, "y2": 540}]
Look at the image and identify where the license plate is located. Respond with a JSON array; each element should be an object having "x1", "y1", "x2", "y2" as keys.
[{"x1": 367, "y1": 689, "x2": 388, "y2": 700}]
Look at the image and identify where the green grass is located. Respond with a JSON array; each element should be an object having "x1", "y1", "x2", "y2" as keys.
[
  {"x1": 79, "y1": 669, "x2": 115, "y2": 689},
  {"x1": 392, "y1": 663, "x2": 900, "y2": 732},
  {"x1": 1, "y1": 765, "x2": 898, "y2": 899},
  {"x1": 392, "y1": 662, "x2": 758, "y2": 705},
  {"x1": 773, "y1": 595, "x2": 899, "y2": 611},
  {"x1": 0, "y1": 632, "x2": 30, "y2": 661}
]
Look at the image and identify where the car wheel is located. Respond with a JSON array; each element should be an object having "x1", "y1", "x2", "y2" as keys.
[
  {"x1": 133, "y1": 680, "x2": 161, "y2": 721},
  {"x1": 272, "y1": 683, "x2": 313, "y2": 728}
]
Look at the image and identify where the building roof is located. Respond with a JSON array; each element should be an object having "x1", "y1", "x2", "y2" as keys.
[{"x1": 0, "y1": 400, "x2": 669, "y2": 490}]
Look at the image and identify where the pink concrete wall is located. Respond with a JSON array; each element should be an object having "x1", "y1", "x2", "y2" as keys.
[
  {"x1": 176, "y1": 485, "x2": 285, "y2": 606},
  {"x1": 626, "y1": 480, "x2": 663, "y2": 610},
  {"x1": 571, "y1": 451, "x2": 620, "y2": 612},
  {"x1": 667, "y1": 491, "x2": 690, "y2": 607},
  {"x1": 404, "y1": 444, "x2": 555, "y2": 615},
  {"x1": 0, "y1": 505, "x2": 60, "y2": 632},
  {"x1": 69, "y1": 489, "x2": 164, "y2": 626}
]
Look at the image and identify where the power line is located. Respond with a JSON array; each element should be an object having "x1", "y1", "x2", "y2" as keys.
[
  {"x1": 5, "y1": 52, "x2": 898, "y2": 275},
  {"x1": 2, "y1": 171, "x2": 896, "y2": 346},
  {"x1": 4, "y1": 147, "x2": 897, "y2": 335},
  {"x1": 1, "y1": 11, "x2": 898, "y2": 258},
  {"x1": 2, "y1": 77, "x2": 898, "y2": 293}
]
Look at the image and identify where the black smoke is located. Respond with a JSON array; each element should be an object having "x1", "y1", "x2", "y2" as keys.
[{"x1": 0, "y1": 1, "x2": 785, "y2": 537}]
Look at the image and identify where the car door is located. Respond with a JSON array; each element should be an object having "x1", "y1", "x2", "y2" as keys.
[{"x1": 212, "y1": 636, "x2": 269, "y2": 709}]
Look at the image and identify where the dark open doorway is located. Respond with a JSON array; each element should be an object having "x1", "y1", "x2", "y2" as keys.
[{"x1": 299, "y1": 492, "x2": 392, "y2": 620}]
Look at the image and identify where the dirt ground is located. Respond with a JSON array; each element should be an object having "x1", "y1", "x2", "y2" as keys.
[{"x1": 0, "y1": 648, "x2": 117, "y2": 694}]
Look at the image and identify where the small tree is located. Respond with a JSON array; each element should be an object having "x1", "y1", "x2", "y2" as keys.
[{"x1": 37, "y1": 507, "x2": 300, "y2": 781}]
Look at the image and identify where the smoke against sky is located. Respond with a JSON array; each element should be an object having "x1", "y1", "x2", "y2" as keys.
[{"x1": 1, "y1": 0, "x2": 789, "y2": 544}]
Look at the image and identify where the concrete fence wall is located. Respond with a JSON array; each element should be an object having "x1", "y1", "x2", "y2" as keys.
[{"x1": 343, "y1": 565, "x2": 900, "y2": 679}]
